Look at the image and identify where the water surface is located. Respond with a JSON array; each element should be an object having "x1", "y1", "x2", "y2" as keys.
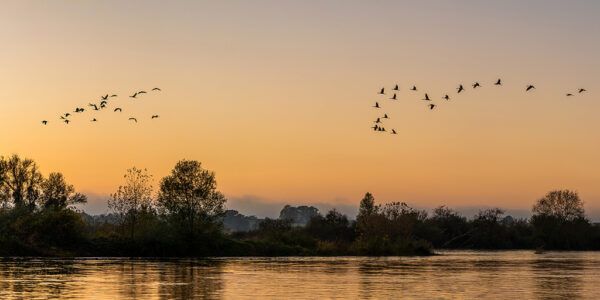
[{"x1": 1, "y1": 251, "x2": 598, "y2": 299}]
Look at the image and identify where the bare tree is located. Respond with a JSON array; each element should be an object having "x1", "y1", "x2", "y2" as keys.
[
  {"x1": 0, "y1": 154, "x2": 43, "y2": 210},
  {"x1": 533, "y1": 189, "x2": 584, "y2": 221},
  {"x1": 108, "y1": 167, "x2": 154, "y2": 240}
]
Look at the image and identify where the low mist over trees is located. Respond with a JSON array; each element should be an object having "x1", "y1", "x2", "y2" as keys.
[{"x1": 1, "y1": 153, "x2": 600, "y2": 257}]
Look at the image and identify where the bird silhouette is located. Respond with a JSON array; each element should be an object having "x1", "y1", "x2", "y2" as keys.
[
  {"x1": 473, "y1": 82, "x2": 481, "y2": 88},
  {"x1": 151, "y1": 115, "x2": 159, "y2": 119},
  {"x1": 138, "y1": 91, "x2": 147, "y2": 94},
  {"x1": 64, "y1": 119, "x2": 70, "y2": 124},
  {"x1": 100, "y1": 100, "x2": 107, "y2": 106},
  {"x1": 374, "y1": 118, "x2": 381, "y2": 123},
  {"x1": 379, "y1": 88, "x2": 385, "y2": 95},
  {"x1": 390, "y1": 93, "x2": 397, "y2": 100},
  {"x1": 429, "y1": 104, "x2": 436, "y2": 110},
  {"x1": 411, "y1": 86, "x2": 417, "y2": 91},
  {"x1": 74, "y1": 108, "x2": 84, "y2": 113},
  {"x1": 114, "y1": 108, "x2": 122, "y2": 112},
  {"x1": 526, "y1": 85, "x2": 535, "y2": 91},
  {"x1": 423, "y1": 93, "x2": 431, "y2": 101},
  {"x1": 152, "y1": 88, "x2": 161, "y2": 91},
  {"x1": 91, "y1": 118, "x2": 97, "y2": 122},
  {"x1": 60, "y1": 116, "x2": 65, "y2": 120},
  {"x1": 129, "y1": 117, "x2": 137, "y2": 123},
  {"x1": 457, "y1": 84, "x2": 465, "y2": 93},
  {"x1": 91, "y1": 104, "x2": 99, "y2": 111},
  {"x1": 566, "y1": 93, "x2": 573, "y2": 97},
  {"x1": 101, "y1": 94, "x2": 108, "y2": 100},
  {"x1": 391, "y1": 129, "x2": 397, "y2": 134},
  {"x1": 110, "y1": 94, "x2": 117, "y2": 97},
  {"x1": 393, "y1": 84, "x2": 399, "y2": 91},
  {"x1": 383, "y1": 114, "x2": 389, "y2": 119},
  {"x1": 578, "y1": 88, "x2": 587, "y2": 93},
  {"x1": 443, "y1": 94, "x2": 450, "y2": 100},
  {"x1": 495, "y1": 79, "x2": 502, "y2": 86},
  {"x1": 65, "y1": 113, "x2": 71, "y2": 117},
  {"x1": 41, "y1": 120, "x2": 47, "y2": 125},
  {"x1": 373, "y1": 102, "x2": 380, "y2": 108},
  {"x1": 371, "y1": 125, "x2": 378, "y2": 131},
  {"x1": 129, "y1": 92, "x2": 138, "y2": 98}
]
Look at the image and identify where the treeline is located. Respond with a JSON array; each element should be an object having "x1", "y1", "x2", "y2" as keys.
[{"x1": 1, "y1": 154, "x2": 599, "y2": 257}]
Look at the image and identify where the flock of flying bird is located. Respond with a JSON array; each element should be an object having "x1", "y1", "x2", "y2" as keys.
[
  {"x1": 371, "y1": 79, "x2": 588, "y2": 134},
  {"x1": 41, "y1": 88, "x2": 161, "y2": 125}
]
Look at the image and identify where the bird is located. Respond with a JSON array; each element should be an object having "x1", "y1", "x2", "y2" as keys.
[
  {"x1": 101, "y1": 94, "x2": 108, "y2": 100},
  {"x1": 91, "y1": 104, "x2": 99, "y2": 111},
  {"x1": 129, "y1": 117, "x2": 137, "y2": 123},
  {"x1": 566, "y1": 93, "x2": 573, "y2": 97},
  {"x1": 379, "y1": 88, "x2": 385, "y2": 95},
  {"x1": 423, "y1": 93, "x2": 431, "y2": 101},
  {"x1": 65, "y1": 113, "x2": 71, "y2": 117},
  {"x1": 100, "y1": 100, "x2": 107, "y2": 106},
  {"x1": 390, "y1": 93, "x2": 397, "y2": 100},
  {"x1": 374, "y1": 118, "x2": 381, "y2": 123},
  {"x1": 60, "y1": 116, "x2": 65, "y2": 120},
  {"x1": 473, "y1": 82, "x2": 481, "y2": 88},
  {"x1": 129, "y1": 92, "x2": 138, "y2": 98},
  {"x1": 371, "y1": 125, "x2": 378, "y2": 131},
  {"x1": 110, "y1": 94, "x2": 118, "y2": 97},
  {"x1": 429, "y1": 104, "x2": 436, "y2": 110},
  {"x1": 383, "y1": 114, "x2": 389, "y2": 119},
  {"x1": 91, "y1": 118, "x2": 97, "y2": 122},
  {"x1": 392, "y1": 84, "x2": 399, "y2": 91},
  {"x1": 138, "y1": 90, "x2": 147, "y2": 94},
  {"x1": 410, "y1": 86, "x2": 417, "y2": 91},
  {"x1": 41, "y1": 120, "x2": 47, "y2": 125},
  {"x1": 64, "y1": 119, "x2": 70, "y2": 124},
  {"x1": 152, "y1": 88, "x2": 161, "y2": 91},
  {"x1": 151, "y1": 115, "x2": 159, "y2": 119},
  {"x1": 578, "y1": 88, "x2": 587, "y2": 93},
  {"x1": 457, "y1": 84, "x2": 465, "y2": 93},
  {"x1": 391, "y1": 129, "x2": 397, "y2": 135},
  {"x1": 373, "y1": 102, "x2": 380, "y2": 108},
  {"x1": 114, "y1": 108, "x2": 122, "y2": 112},
  {"x1": 495, "y1": 79, "x2": 502, "y2": 86},
  {"x1": 526, "y1": 85, "x2": 535, "y2": 91},
  {"x1": 74, "y1": 108, "x2": 84, "y2": 113},
  {"x1": 443, "y1": 94, "x2": 450, "y2": 100}
]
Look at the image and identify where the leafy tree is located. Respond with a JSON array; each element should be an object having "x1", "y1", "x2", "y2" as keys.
[
  {"x1": 40, "y1": 172, "x2": 86, "y2": 210},
  {"x1": 108, "y1": 167, "x2": 154, "y2": 240},
  {"x1": 532, "y1": 190, "x2": 584, "y2": 221},
  {"x1": 157, "y1": 160, "x2": 226, "y2": 239},
  {"x1": 0, "y1": 155, "x2": 43, "y2": 210}
]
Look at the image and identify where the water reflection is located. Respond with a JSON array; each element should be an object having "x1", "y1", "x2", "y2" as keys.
[{"x1": 0, "y1": 252, "x2": 599, "y2": 299}]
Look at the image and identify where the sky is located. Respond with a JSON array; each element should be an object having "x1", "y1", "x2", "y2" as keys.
[{"x1": 1, "y1": 1, "x2": 600, "y2": 219}]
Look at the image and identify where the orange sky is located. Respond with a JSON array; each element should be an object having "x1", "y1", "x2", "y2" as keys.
[{"x1": 1, "y1": 1, "x2": 599, "y2": 216}]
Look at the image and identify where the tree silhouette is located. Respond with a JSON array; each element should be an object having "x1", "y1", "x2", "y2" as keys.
[
  {"x1": 357, "y1": 192, "x2": 377, "y2": 221},
  {"x1": 40, "y1": 172, "x2": 86, "y2": 210},
  {"x1": 0, "y1": 154, "x2": 43, "y2": 211},
  {"x1": 532, "y1": 190, "x2": 584, "y2": 221},
  {"x1": 157, "y1": 160, "x2": 226, "y2": 240},
  {"x1": 108, "y1": 167, "x2": 154, "y2": 240}
]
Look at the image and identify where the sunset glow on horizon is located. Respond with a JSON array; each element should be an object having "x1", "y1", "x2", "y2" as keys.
[{"x1": 2, "y1": 1, "x2": 600, "y2": 216}]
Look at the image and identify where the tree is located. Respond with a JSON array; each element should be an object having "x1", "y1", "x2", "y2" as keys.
[
  {"x1": 108, "y1": 167, "x2": 154, "y2": 240},
  {"x1": 357, "y1": 192, "x2": 377, "y2": 220},
  {"x1": 0, "y1": 154, "x2": 43, "y2": 210},
  {"x1": 40, "y1": 172, "x2": 87, "y2": 210},
  {"x1": 157, "y1": 160, "x2": 226, "y2": 239},
  {"x1": 532, "y1": 190, "x2": 584, "y2": 221}
]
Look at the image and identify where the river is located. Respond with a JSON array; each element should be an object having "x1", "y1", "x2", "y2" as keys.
[{"x1": 1, "y1": 250, "x2": 599, "y2": 299}]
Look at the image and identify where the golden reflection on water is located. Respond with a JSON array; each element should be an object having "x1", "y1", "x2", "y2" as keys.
[{"x1": 0, "y1": 251, "x2": 599, "y2": 299}]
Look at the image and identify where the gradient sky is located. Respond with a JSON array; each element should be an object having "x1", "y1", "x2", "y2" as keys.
[{"x1": 1, "y1": 1, "x2": 599, "y2": 217}]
